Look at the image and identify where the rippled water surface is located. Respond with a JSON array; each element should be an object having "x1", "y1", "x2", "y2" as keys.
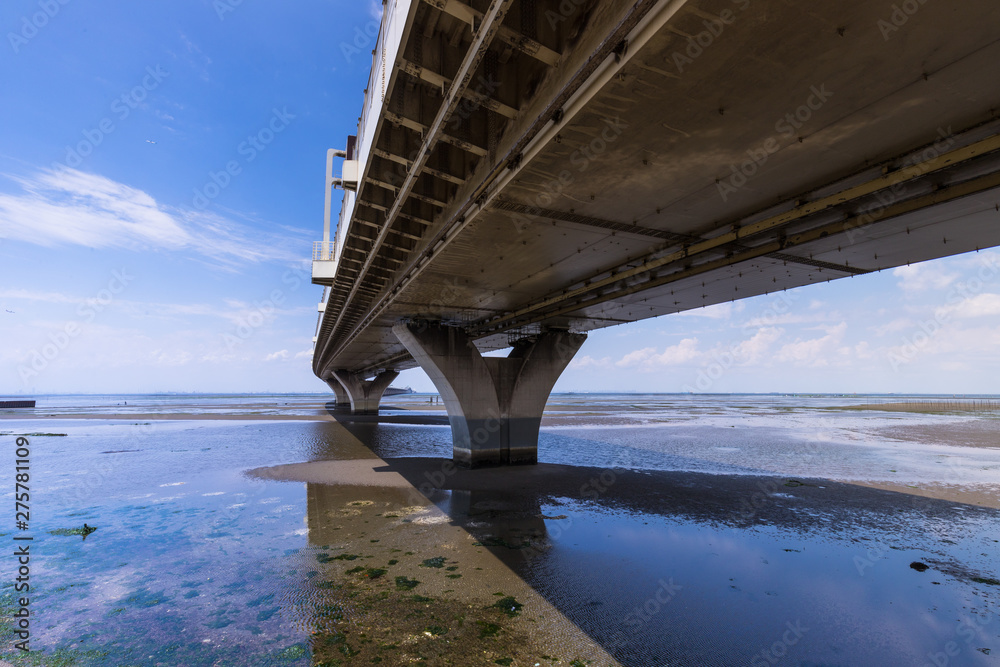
[{"x1": 1, "y1": 394, "x2": 998, "y2": 665}]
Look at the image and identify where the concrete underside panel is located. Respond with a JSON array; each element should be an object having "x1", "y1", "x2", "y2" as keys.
[{"x1": 315, "y1": 0, "x2": 1000, "y2": 377}]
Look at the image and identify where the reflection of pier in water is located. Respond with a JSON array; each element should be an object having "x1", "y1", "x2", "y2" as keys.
[{"x1": 282, "y1": 418, "x2": 1000, "y2": 665}]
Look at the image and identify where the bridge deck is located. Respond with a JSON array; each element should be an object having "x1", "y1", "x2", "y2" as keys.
[{"x1": 313, "y1": 0, "x2": 1000, "y2": 379}]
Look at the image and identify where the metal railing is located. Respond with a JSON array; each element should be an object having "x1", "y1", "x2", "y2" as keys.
[
  {"x1": 358, "y1": 0, "x2": 400, "y2": 152},
  {"x1": 313, "y1": 240, "x2": 337, "y2": 261}
]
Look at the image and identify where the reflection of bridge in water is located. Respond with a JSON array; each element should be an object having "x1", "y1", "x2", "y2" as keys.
[
  {"x1": 310, "y1": 0, "x2": 1000, "y2": 467},
  {"x1": 286, "y1": 419, "x2": 999, "y2": 665}
]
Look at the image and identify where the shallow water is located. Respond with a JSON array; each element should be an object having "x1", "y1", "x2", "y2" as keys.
[{"x1": 1, "y1": 395, "x2": 998, "y2": 665}]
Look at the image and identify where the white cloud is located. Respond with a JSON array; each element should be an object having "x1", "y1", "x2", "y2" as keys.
[
  {"x1": 894, "y1": 262, "x2": 957, "y2": 292},
  {"x1": 570, "y1": 355, "x2": 612, "y2": 370},
  {"x1": 732, "y1": 327, "x2": 783, "y2": 364},
  {"x1": 265, "y1": 350, "x2": 290, "y2": 362},
  {"x1": 0, "y1": 289, "x2": 80, "y2": 304},
  {"x1": 941, "y1": 293, "x2": 1000, "y2": 319},
  {"x1": 0, "y1": 167, "x2": 307, "y2": 266},
  {"x1": 873, "y1": 318, "x2": 914, "y2": 336},
  {"x1": 294, "y1": 349, "x2": 312, "y2": 359},
  {"x1": 742, "y1": 312, "x2": 833, "y2": 328},
  {"x1": 677, "y1": 302, "x2": 743, "y2": 320},
  {"x1": 615, "y1": 338, "x2": 700, "y2": 370},
  {"x1": 774, "y1": 322, "x2": 847, "y2": 366},
  {"x1": 0, "y1": 288, "x2": 309, "y2": 326}
]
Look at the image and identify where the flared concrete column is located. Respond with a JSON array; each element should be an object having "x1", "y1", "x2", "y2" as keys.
[
  {"x1": 324, "y1": 378, "x2": 350, "y2": 407},
  {"x1": 393, "y1": 322, "x2": 587, "y2": 468},
  {"x1": 331, "y1": 369, "x2": 399, "y2": 415}
]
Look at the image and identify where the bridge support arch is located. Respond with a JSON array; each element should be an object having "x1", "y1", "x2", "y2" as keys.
[
  {"x1": 330, "y1": 369, "x2": 399, "y2": 415},
  {"x1": 393, "y1": 322, "x2": 586, "y2": 468},
  {"x1": 324, "y1": 378, "x2": 350, "y2": 408}
]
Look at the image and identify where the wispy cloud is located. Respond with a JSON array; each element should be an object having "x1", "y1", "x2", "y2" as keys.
[
  {"x1": 0, "y1": 287, "x2": 312, "y2": 325},
  {"x1": 615, "y1": 338, "x2": 700, "y2": 370},
  {"x1": 570, "y1": 354, "x2": 613, "y2": 370},
  {"x1": 676, "y1": 302, "x2": 743, "y2": 320},
  {"x1": 893, "y1": 262, "x2": 957, "y2": 292},
  {"x1": 938, "y1": 293, "x2": 1000, "y2": 319},
  {"x1": 0, "y1": 167, "x2": 308, "y2": 267},
  {"x1": 774, "y1": 322, "x2": 848, "y2": 367}
]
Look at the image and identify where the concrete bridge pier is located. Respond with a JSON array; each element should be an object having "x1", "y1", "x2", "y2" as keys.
[
  {"x1": 324, "y1": 378, "x2": 350, "y2": 408},
  {"x1": 393, "y1": 322, "x2": 586, "y2": 468},
  {"x1": 331, "y1": 369, "x2": 399, "y2": 415}
]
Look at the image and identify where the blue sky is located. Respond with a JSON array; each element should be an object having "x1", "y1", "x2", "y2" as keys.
[{"x1": 2, "y1": 1, "x2": 998, "y2": 395}]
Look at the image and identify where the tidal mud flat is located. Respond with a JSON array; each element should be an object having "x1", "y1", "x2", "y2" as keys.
[{"x1": 1, "y1": 394, "x2": 999, "y2": 665}]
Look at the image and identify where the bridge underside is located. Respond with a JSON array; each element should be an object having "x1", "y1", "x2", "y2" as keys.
[{"x1": 314, "y1": 0, "x2": 1000, "y2": 466}]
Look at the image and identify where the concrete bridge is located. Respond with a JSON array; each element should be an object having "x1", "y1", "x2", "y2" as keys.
[{"x1": 311, "y1": 0, "x2": 1000, "y2": 467}]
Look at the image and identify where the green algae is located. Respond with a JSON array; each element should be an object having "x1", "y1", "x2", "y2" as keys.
[
  {"x1": 477, "y1": 621, "x2": 501, "y2": 638},
  {"x1": 317, "y1": 552, "x2": 360, "y2": 563},
  {"x1": 246, "y1": 593, "x2": 274, "y2": 607},
  {"x1": 271, "y1": 643, "x2": 308, "y2": 661},
  {"x1": 121, "y1": 588, "x2": 168, "y2": 608},
  {"x1": 256, "y1": 606, "x2": 280, "y2": 621},
  {"x1": 395, "y1": 576, "x2": 420, "y2": 590},
  {"x1": 2, "y1": 647, "x2": 111, "y2": 666},
  {"x1": 48, "y1": 525, "x2": 97, "y2": 538},
  {"x1": 420, "y1": 556, "x2": 446, "y2": 568},
  {"x1": 491, "y1": 596, "x2": 523, "y2": 617},
  {"x1": 972, "y1": 576, "x2": 1000, "y2": 586}
]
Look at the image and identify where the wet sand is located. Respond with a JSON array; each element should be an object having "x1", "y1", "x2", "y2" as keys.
[{"x1": 284, "y1": 481, "x2": 619, "y2": 665}]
